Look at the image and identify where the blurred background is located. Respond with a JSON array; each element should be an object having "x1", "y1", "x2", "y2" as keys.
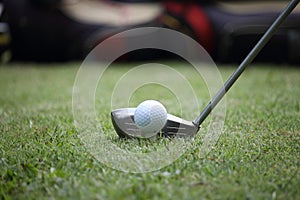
[{"x1": 1, "y1": 0, "x2": 300, "y2": 64}]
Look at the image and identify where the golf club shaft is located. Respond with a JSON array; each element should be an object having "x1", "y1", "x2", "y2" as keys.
[{"x1": 193, "y1": 0, "x2": 300, "y2": 127}]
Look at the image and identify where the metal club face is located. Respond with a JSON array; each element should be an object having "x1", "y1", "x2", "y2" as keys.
[{"x1": 111, "y1": 108, "x2": 199, "y2": 139}]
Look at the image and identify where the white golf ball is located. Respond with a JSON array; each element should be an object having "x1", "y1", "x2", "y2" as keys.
[{"x1": 134, "y1": 100, "x2": 168, "y2": 138}]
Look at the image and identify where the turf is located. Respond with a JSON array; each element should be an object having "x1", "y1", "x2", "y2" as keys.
[{"x1": 0, "y1": 63, "x2": 299, "y2": 200}]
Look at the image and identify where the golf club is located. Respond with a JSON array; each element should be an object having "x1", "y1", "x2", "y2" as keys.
[{"x1": 111, "y1": 0, "x2": 300, "y2": 139}]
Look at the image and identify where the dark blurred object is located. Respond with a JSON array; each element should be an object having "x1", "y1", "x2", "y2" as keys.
[
  {"x1": 0, "y1": 1, "x2": 11, "y2": 63},
  {"x1": 3, "y1": 0, "x2": 108, "y2": 62},
  {"x1": 3, "y1": 0, "x2": 162, "y2": 62},
  {"x1": 2, "y1": 0, "x2": 300, "y2": 63},
  {"x1": 30, "y1": 0, "x2": 62, "y2": 7},
  {"x1": 204, "y1": 1, "x2": 300, "y2": 64}
]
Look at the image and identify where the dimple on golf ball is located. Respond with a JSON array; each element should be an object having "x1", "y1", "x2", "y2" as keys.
[{"x1": 134, "y1": 100, "x2": 168, "y2": 137}]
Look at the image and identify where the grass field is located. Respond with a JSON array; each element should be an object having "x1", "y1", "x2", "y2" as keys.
[{"x1": 0, "y1": 63, "x2": 299, "y2": 200}]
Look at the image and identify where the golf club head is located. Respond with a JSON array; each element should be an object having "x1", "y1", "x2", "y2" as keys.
[{"x1": 111, "y1": 108, "x2": 199, "y2": 139}]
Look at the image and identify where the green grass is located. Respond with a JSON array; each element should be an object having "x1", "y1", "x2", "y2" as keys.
[{"x1": 0, "y1": 63, "x2": 299, "y2": 200}]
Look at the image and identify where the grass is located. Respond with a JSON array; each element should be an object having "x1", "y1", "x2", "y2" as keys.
[{"x1": 0, "y1": 62, "x2": 299, "y2": 200}]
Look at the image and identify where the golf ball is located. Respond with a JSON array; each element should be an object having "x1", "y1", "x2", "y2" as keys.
[{"x1": 134, "y1": 100, "x2": 168, "y2": 137}]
